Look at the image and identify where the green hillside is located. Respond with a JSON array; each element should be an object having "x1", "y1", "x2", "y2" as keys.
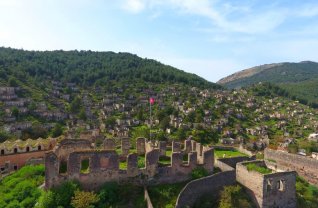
[
  {"x1": 0, "y1": 47, "x2": 220, "y2": 90},
  {"x1": 218, "y1": 61, "x2": 318, "y2": 106}
]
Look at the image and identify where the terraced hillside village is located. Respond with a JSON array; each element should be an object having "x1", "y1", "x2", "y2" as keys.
[{"x1": 0, "y1": 48, "x2": 318, "y2": 208}]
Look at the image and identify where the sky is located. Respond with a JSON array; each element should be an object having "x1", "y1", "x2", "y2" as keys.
[{"x1": 1, "y1": 0, "x2": 318, "y2": 82}]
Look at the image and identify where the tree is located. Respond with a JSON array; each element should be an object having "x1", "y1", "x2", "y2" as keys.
[
  {"x1": 71, "y1": 190, "x2": 99, "y2": 208},
  {"x1": 105, "y1": 116, "x2": 116, "y2": 127},
  {"x1": 185, "y1": 111, "x2": 195, "y2": 123},
  {"x1": 159, "y1": 117, "x2": 170, "y2": 130},
  {"x1": 137, "y1": 109, "x2": 144, "y2": 121},
  {"x1": 176, "y1": 127, "x2": 186, "y2": 140},
  {"x1": 11, "y1": 107, "x2": 19, "y2": 118},
  {"x1": 0, "y1": 130, "x2": 11, "y2": 143},
  {"x1": 70, "y1": 97, "x2": 82, "y2": 113},
  {"x1": 219, "y1": 185, "x2": 253, "y2": 208},
  {"x1": 78, "y1": 109, "x2": 87, "y2": 121},
  {"x1": 52, "y1": 123, "x2": 63, "y2": 137},
  {"x1": 9, "y1": 77, "x2": 18, "y2": 87}
]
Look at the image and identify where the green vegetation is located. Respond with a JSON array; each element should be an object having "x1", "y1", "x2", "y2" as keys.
[
  {"x1": 0, "y1": 165, "x2": 45, "y2": 208},
  {"x1": 80, "y1": 159, "x2": 90, "y2": 174},
  {"x1": 296, "y1": 176, "x2": 318, "y2": 208},
  {"x1": 148, "y1": 182, "x2": 187, "y2": 208},
  {"x1": 218, "y1": 185, "x2": 254, "y2": 208},
  {"x1": 119, "y1": 161, "x2": 127, "y2": 170},
  {"x1": 220, "y1": 61, "x2": 318, "y2": 107},
  {"x1": 119, "y1": 155, "x2": 145, "y2": 169},
  {"x1": 191, "y1": 166, "x2": 209, "y2": 180},
  {"x1": 138, "y1": 155, "x2": 145, "y2": 168},
  {"x1": 245, "y1": 163, "x2": 272, "y2": 174},
  {"x1": 37, "y1": 182, "x2": 146, "y2": 208},
  {"x1": 266, "y1": 159, "x2": 276, "y2": 163},
  {"x1": 37, "y1": 181, "x2": 79, "y2": 208},
  {"x1": 59, "y1": 161, "x2": 67, "y2": 174},
  {"x1": 158, "y1": 155, "x2": 171, "y2": 166},
  {"x1": 0, "y1": 47, "x2": 220, "y2": 90},
  {"x1": 71, "y1": 190, "x2": 100, "y2": 208},
  {"x1": 194, "y1": 184, "x2": 255, "y2": 208},
  {"x1": 1, "y1": 164, "x2": 317, "y2": 208},
  {"x1": 214, "y1": 149, "x2": 247, "y2": 158}
]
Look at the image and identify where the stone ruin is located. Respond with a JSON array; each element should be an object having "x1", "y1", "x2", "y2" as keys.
[
  {"x1": 236, "y1": 160, "x2": 296, "y2": 208},
  {"x1": 45, "y1": 138, "x2": 214, "y2": 190}
]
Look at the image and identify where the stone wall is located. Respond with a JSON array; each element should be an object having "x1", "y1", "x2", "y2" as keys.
[
  {"x1": 215, "y1": 156, "x2": 253, "y2": 172},
  {"x1": 236, "y1": 145, "x2": 254, "y2": 157},
  {"x1": 54, "y1": 139, "x2": 92, "y2": 161},
  {"x1": 264, "y1": 148, "x2": 318, "y2": 186},
  {"x1": 45, "y1": 139, "x2": 215, "y2": 190},
  {"x1": 236, "y1": 160, "x2": 296, "y2": 208},
  {"x1": 175, "y1": 171, "x2": 236, "y2": 208},
  {"x1": 215, "y1": 156, "x2": 255, "y2": 171},
  {"x1": 144, "y1": 187, "x2": 154, "y2": 208},
  {"x1": 0, "y1": 150, "x2": 46, "y2": 173}
]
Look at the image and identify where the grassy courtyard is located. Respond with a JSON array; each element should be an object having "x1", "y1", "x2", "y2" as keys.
[{"x1": 214, "y1": 149, "x2": 247, "y2": 159}]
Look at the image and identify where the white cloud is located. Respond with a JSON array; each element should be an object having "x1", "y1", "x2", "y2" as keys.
[
  {"x1": 122, "y1": 0, "x2": 146, "y2": 13},
  {"x1": 121, "y1": 0, "x2": 288, "y2": 34},
  {"x1": 121, "y1": 0, "x2": 318, "y2": 35}
]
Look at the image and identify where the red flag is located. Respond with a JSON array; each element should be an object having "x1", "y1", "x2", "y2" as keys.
[{"x1": 149, "y1": 97, "x2": 155, "y2": 105}]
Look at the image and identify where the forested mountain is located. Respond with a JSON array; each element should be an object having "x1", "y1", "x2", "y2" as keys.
[
  {"x1": 0, "y1": 47, "x2": 220, "y2": 89},
  {"x1": 217, "y1": 61, "x2": 318, "y2": 106}
]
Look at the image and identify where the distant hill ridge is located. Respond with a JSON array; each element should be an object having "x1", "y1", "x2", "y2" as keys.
[
  {"x1": 218, "y1": 61, "x2": 318, "y2": 106},
  {"x1": 217, "y1": 63, "x2": 284, "y2": 84}
]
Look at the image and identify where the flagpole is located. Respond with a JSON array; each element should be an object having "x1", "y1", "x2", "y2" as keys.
[{"x1": 150, "y1": 98, "x2": 152, "y2": 140}]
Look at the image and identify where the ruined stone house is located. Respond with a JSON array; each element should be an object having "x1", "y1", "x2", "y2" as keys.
[{"x1": 45, "y1": 138, "x2": 214, "y2": 190}]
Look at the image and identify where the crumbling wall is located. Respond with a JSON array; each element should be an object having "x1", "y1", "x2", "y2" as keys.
[
  {"x1": 54, "y1": 139, "x2": 92, "y2": 161},
  {"x1": 183, "y1": 140, "x2": 191, "y2": 153},
  {"x1": 103, "y1": 139, "x2": 116, "y2": 150},
  {"x1": 136, "y1": 137, "x2": 146, "y2": 155},
  {"x1": 264, "y1": 148, "x2": 318, "y2": 186},
  {"x1": 203, "y1": 147, "x2": 214, "y2": 172},
  {"x1": 121, "y1": 138, "x2": 131, "y2": 156},
  {"x1": 145, "y1": 149, "x2": 159, "y2": 177},
  {"x1": 0, "y1": 151, "x2": 46, "y2": 172},
  {"x1": 45, "y1": 152, "x2": 61, "y2": 188},
  {"x1": 158, "y1": 141, "x2": 166, "y2": 156},
  {"x1": 45, "y1": 139, "x2": 215, "y2": 190},
  {"x1": 216, "y1": 156, "x2": 254, "y2": 171},
  {"x1": 175, "y1": 171, "x2": 236, "y2": 208},
  {"x1": 236, "y1": 160, "x2": 296, "y2": 208},
  {"x1": 172, "y1": 141, "x2": 181, "y2": 152}
]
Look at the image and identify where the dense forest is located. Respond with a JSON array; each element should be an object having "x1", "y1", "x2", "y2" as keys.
[{"x1": 0, "y1": 47, "x2": 220, "y2": 89}]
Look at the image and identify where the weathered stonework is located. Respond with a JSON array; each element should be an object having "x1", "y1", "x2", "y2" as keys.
[
  {"x1": 183, "y1": 140, "x2": 191, "y2": 153},
  {"x1": 54, "y1": 139, "x2": 92, "y2": 161},
  {"x1": 236, "y1": 160, "x2": 296, "y2": 208},
  {"x1": 136, "y1": 137, "x2": 146, "y2": 155},
  {"x1": 103, "y1": 138, "x2": 116, "y2": 150},
  {"x1": 121, "y1": 138, "x2": 130, "y2": 156},
  {"x1": 172, "y1": 141, "x2": 181, "y2": 152},
  {"x1": 45, "y1": 139, "x2": 215, "y2": 190},
  {"x1": 158, "y1": 141, "x2": 166, "y2": 156},
  {"x1": 264, "y1": 148, "x2": 318, "y2": 186},
  {"x1": 0, "y1": 138, "x2": 56, "y2": 173}
]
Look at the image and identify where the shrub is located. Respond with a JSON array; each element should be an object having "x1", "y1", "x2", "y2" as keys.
[
  {"x1": 191, "y1": 167, "x2": 209, "y2": 180},
  {"x1": 37, "y1": 181, "x2": 79, "y2": 208},
  {"x1": 219, "y1": 185, "x2": 254, "y2": 208},
  {"x1": 245, "y1": 163, "x2": 272, "y2": 174},
  {"x1": 0, "y1": 165, "x2": 45, "y2": 208},
  {"x1": 71, "y1": 190, "x2": 99, "y2": 208}
]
